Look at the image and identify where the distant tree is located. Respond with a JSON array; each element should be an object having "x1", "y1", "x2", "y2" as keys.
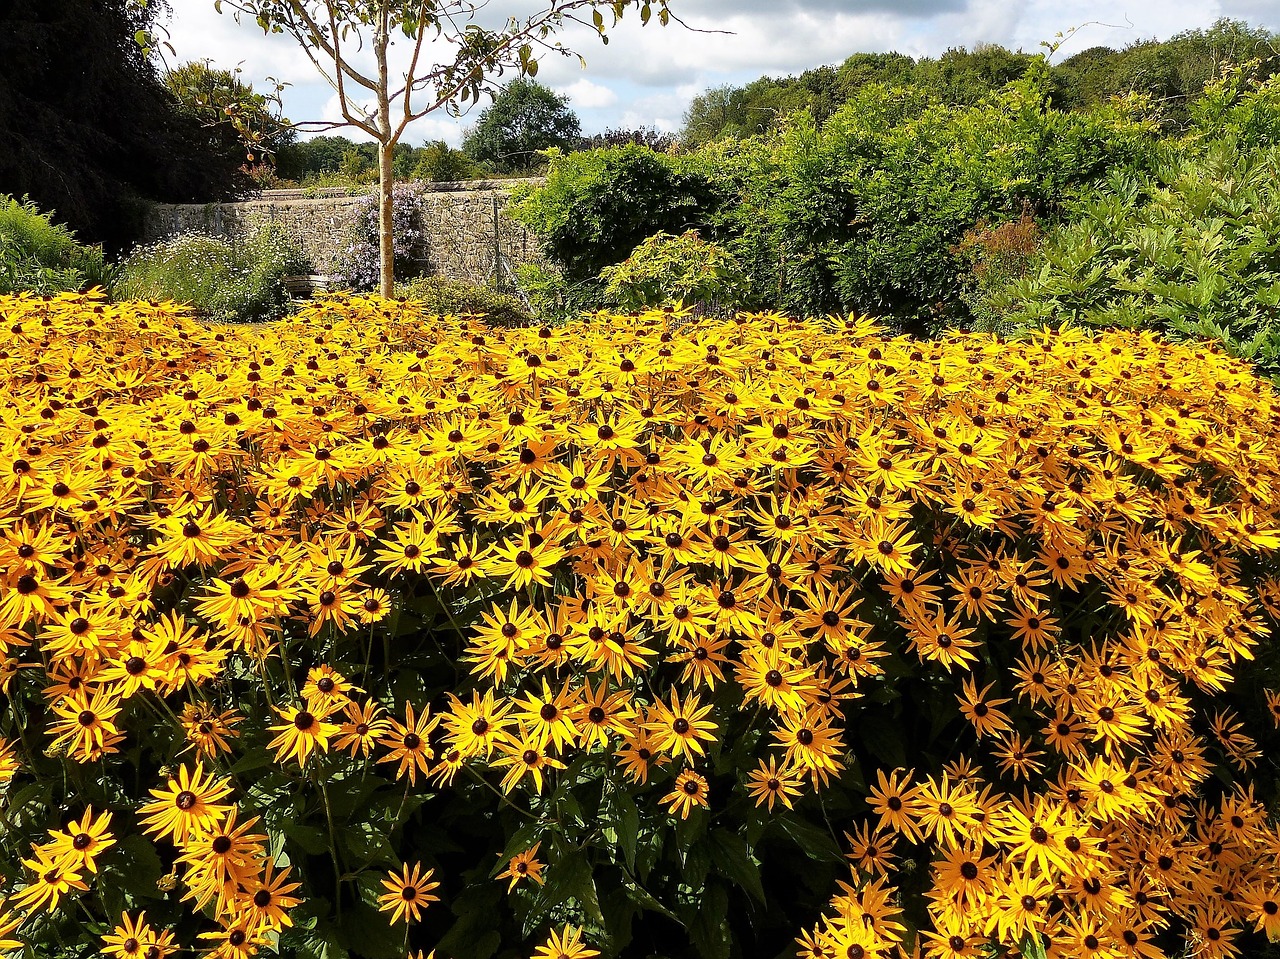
[
  {"x1": 834, "y1": 52, "x2": 917, "y2": 94},
  {"x1": 463, "y1": 78, "x2": 582, "y2": 172},
  {"x1": 274, "y1": 134, "x2": 359, "y2": 180},
  {"x1": 574, "y1": 125, "x2": 676, "y2": 152},
  {"x1": 1052, "y1": 20, "x2": 1280, "y2": 119},
  {"x1": 681, "y1": 84, "x2": 749, "y2": 146},
  {"x1": 0, "y1": 0, "x2": 250, "y2": 252},
  {"x1": 913, "y1": 44, "x2": 1037, "y2": 104},
  {"x1": 412, "y1": 141, "x2": 481, "y2": 181},
  {"x1": 164, "y1": 60, "x2": 293, "y2": 167}
]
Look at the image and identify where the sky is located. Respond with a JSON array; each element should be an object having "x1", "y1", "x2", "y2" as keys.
[{"x1": 159, "y1": 0, "x2": 1276, "y2": 147}]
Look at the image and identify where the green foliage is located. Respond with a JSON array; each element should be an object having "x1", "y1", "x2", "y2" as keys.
[
  {"x1": 164, "y1": 59, "x2": 293, "y2": 167},
  {"x1": 463, "y1": 79, "x2": 582, "y2": 174},
  {"x1": 1189, "y1": 66, "x2": 1280, "y2": 147},
  {"x1": 756, "y1": 71, "x2": 1161, "y2": 330},
  {"x1": 1053, "y1": 18, "x2": 1280, "y2": 117},
  {"x1": 0, "y1": 195, "x2": 112, "y2": 295},
  {"x1": 953, "y1": 211, "x2": 1044, "y2": 332},
  {"x1": 679, "y1": 19, "x2": 1280, "y2": 146},
  {"x1": 971, "y1": 142, "x2": 1280, "y2": 377},
  {"x1": 412, "y1": 141, "x2": 484, "y2": 182},
  {"x1": 114, "y1": 227, "x2": 309, "y2": 323},
  {"x1": 277, "y1": 139, "x2": 453, "y2": 187},
  {"x1": 0, "y1": 0, "x2": 255, "y2": 252},
  {"x1": 520, "y1": 73, "x2": 1162, "y2": 331},
  {"x1": 507, "y1": 144, "x2": 725, "y2": 290},
  {"x1": 599, "y1": 230, "x2": 750, "y2": 312},
  {"x1": 513, "y1": 263, "x2": 605, "y2": 321},
  {"x1": 393, "y1": 275, "x2": 534, "y2": 325}
]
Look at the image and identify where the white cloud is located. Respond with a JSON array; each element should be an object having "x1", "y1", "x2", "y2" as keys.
[{"x1": 557, "y1": 78, "x2": 618, "y2": 109}]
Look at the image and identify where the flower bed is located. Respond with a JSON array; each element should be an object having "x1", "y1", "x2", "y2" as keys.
[{"x1": 2, "y1": 292, "x2": 1280, "y2": 959}]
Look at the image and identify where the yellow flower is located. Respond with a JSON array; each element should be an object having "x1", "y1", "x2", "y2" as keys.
[
  {"x1": 662, "y1": 768, "x2": 710, "y2": 819},
  {"x1": 377, "y1": 862, "x2": 440, "y2": 925},
  {"x1": 531, "y1": 924, "x2": 601, "y2": 959},
  {"x1": 497, "y1": 842, "x2": 546, "y2": 892},
  {"x1": 268, "y1": 702, "x2": 341, "y2": 767}
]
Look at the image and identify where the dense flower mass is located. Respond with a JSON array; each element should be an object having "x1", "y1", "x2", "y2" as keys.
[{"x1": 2, "y1": 291, "x2": 1280, "y2": 959}]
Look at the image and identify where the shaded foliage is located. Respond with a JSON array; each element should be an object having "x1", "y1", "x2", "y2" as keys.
[{"x1": 0, "y1": 0, "x2": 253, "y2": 253}]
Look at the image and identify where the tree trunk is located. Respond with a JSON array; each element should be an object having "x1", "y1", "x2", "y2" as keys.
[
  {"x1": 378, "y1": 140, "x2": 394, "y2": 298},
  {"x1": 375, "y1": 7, "x2": 394, "y2": 299}
]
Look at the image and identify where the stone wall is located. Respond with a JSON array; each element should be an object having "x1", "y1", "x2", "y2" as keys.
[{"x1": 143, "y1": 179, "x2": 544, "y2": 286}]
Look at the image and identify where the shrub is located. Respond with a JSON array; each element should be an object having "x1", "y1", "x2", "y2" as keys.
[
  {"x1": 953, "y1": 210, "x2": 1043, "y2": 333},
  {"x1": 713, "y1": 72, "x2": 1163, "y2": 332},
  {"x1": 599, "y1": 230, "x2": 750, "y2": 313},
  {"x1": 513, "y1": 262, "x2": 606, "y2": 321},
  {"x1": 411, "y1": 142, "x2": 483, "y2": 183},
  {"x1": 513, "y1": 73, "x2": 1163, "y2": 332},
  {"x1": 327, "y1": 183, "x2": 427, "y2": 291},
  {"x1": 0, "y1": 195, "x2": 111, "y2": 294},
  {"x1": 507, "y1": 144, "x2": 725, "y2": 284},
  {"x1": 972, "y1": 143, "x2": 1280, "y2": 376},
  {"x1": 114, "y1": 227, "x2": 308, "y2": 323},
  {"x1": 4, "y1": 292, "x2": 1280, "y2": 959},
  {"x1": 394, "y1": 275, "x2": 533, "y2": 325}
]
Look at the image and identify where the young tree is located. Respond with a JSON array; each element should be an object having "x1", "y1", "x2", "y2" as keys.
[
  {"x1": 463, "y1": 78, "x2": 581, "y2": 172},
  {"x1": 216, "y1": 0, "x2": 681, "y2": 296}
]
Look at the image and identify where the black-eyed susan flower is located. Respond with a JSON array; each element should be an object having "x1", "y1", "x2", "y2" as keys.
[
  {"x1": 497, "y1": 842, "x2": 546, "y2": 892},
  {"x1": 531, "y1": 924, "x2": 600, "y2": 959},
  {"x1": 662, "y1": 768, "x2": 710, "y2": 819},
  {"x1": 101, "y1": 911, "x2": 162, "y2": 959},
  {"x1": 377, "y1": 862, "x2": 440, "y2": 925},
  {"x1": 180, "y1": 702, "x2": 243, "y2": 758},
  {"x1": 645, "y1": 689, "x2": 718, "y2": 763},
  {"x1": 12, "y1": 849, "x2": 89, "y2": 912},
  {"x1": 267, "y1": 701, "x2": 341, "y2": 767},
  {"x1": 44, "y1": 806, "x2": 115, "y2": 872},
  {"x1": 139, "y1": 762, "x2": 234, "y2": 844},
  {"x1": 48, "y1": 686, "x2": 124, "y2": 762},
  {"x1": 747, "y1": 756, "x2": 804, "y2": 811},
  {"x1": 378, "y1": 701, "x2": 438, "y2": 785}
]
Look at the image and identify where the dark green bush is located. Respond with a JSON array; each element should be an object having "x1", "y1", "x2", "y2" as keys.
[
  {"x1": 394, "y1": 275, "x2": 534, "y2": 326},
  {"x1": 969, "y1": 142, "x2": 1280, "y2": 377},
  {"x1": 0, "y1": 195, "x2": 112, "y2": 294},
  {"x1": 114, "y1": 227, "x2": 309, "y2": 323},
  {"x1": 507, "y1": 145, "x2": 725, "y2": 288},
  {"x1": 513, "y1": 69, "x2": 1163, "y2": 332},
  {"x1": 723, "y1": 70, "x2": 1165, "y2": 332}
]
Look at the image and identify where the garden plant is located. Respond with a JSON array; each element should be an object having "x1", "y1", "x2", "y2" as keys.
[{"x1": 1, "y1": 291, "x2": 1280, "y2": 959}]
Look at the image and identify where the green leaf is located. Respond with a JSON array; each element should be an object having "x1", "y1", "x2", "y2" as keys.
[
  {"x1": 613, "y1": 790, "x2": 639, "y2": 872},
  {"x1": 438, "y1": 884, "x2": 505, "y2": 959},
  {"x1": 707, "y1": 830, "x2": 765, "y2": 904},
  {"x1": 341, "y1": 819, "x2": 397, "y2": 867},
  {"x1": 101, "y1": 834, "x2": 165, "y2": 907},
  {"x1": 338, "y1": 903, "x2": 406, "y2": 959},
  {"x1": 687, "y1": 881, "x2": 730, "y2": 959},
  {"x1": 773, "y1": 814, "x2": 844, "y2": 862},
  {"x1": 283, "y1": 821, "x2": 331, "y2": 857},
  {"x1": 1020, "y1": 932, "x2": 1048, "y2": 959}
]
